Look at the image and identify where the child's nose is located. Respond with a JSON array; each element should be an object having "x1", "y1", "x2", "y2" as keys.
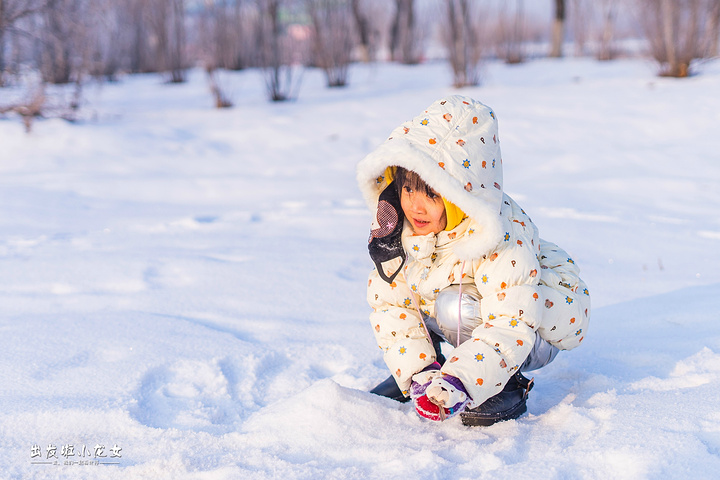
[{"x1": 409, "y1": 194, "x2": 426, "y2": 213}]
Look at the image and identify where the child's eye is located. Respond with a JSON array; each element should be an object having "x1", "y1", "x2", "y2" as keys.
[{"x1": 404, "y1": 186, "x2": 414, "y2": 194}]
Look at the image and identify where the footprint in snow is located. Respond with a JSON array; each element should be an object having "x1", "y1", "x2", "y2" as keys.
[{"x1": 129, "y1": 359, "x2": 241, "y2": 433}]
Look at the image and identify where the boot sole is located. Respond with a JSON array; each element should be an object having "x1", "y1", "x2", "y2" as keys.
[{"x1": 459, "y1": 400, "x2": 527, "y2": 427}]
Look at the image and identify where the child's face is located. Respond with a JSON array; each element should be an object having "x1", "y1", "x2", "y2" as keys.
[{"x1": 400, "y1": 184, "x2": 447, "y2": 235}]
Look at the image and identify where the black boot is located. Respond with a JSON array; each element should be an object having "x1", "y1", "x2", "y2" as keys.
[
  {"x1": 369, "y1": 375, "x2": 411, "y2": 403},
  {"x1": 460, "y1": 372, "x2": 534, "y2": 427},
  {"x1": 369, "y1": 332, "x2": 446, "y2": 403}
]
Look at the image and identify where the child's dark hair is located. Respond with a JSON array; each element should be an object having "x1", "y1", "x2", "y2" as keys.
[{"x1": 394, "y1": 167, "x2": 438, "y2": 198}]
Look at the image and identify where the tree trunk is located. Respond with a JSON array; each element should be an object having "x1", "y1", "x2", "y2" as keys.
[
  {"x1": 447, "y1": 0, "x2": 461, "y2": 85},
  {"x1": 261, "y1": 0, "x2": 290, "y2": 100},
  {"x1": 168, "y1": 0, "x2": 186, "y2": 82},
  {"x1": 351, "y1": 0, "x2": 370, "y2": 62},
  {"x1": 661, "y1": 0, "x2": 677, "y2": 74},
  {"x1": 0, "y1": 27, "x2": 5, "y2": 87},
  {"x1": 507, "y1": 0, "x2": 525, "y2": 64},
  {"x1": 308, "y1": 0, "x2": 354, "y2": 87},
  {"x1": 550, "y1": 0, "x2": 565, "y2": 57},
  {"x1": 0, "y1": 0, "x2": 5, "y2": 86},
  {"x1": 391, "y1": 0, "x2": 417, "y2": 63},
  {"x1": 43, "y1": 0, "x2": 73, "y2": 84},
  {"x1": 706, "y1": 0, "x2": 720, "y2": 57},
  {"x1": 445, "y1": 0, "x2": 480, "y2": 87},
  {"x1": 389, "y1": 0, "x2": 401, "y2": 61},
  {"x1": 402, "y1": 0, "x2": 415, "y2": 63},
  {"x1": 597, "y1": 0, "x2": 615, "y2": 61}
]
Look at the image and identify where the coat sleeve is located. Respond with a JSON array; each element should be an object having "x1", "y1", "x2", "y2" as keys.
[
  {"x1": 440, "y1": 227, "x2": 542, "y2": 407},
  {"x1": 367, "y1": 262, "x2": 437, "y2": 395},
  {"x1": 536, "y1": 240, "x2": 591, "y2": 350}
]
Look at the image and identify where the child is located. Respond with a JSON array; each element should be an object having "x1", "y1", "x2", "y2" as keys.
[{"x1": 356, "y1": 95, "x2": 590, "y2": 425}]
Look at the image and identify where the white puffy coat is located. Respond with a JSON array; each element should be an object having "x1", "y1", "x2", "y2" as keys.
[{"x1": 357, "y1": 95, "x2": 590, "y2": 407}]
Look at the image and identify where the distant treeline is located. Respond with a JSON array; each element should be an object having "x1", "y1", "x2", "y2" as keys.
[{"x1": 0, "y1": 0, "x2": 719, "y2": 94}]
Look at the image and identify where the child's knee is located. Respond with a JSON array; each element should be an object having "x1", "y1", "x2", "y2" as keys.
[{"x1": 433, "y1": 284, "x2": 482, "y2": 345}]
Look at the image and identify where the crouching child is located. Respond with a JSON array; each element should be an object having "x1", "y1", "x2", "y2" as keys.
[{"x1": 356, "y1": 95, "x2": 590, "y2": 426}]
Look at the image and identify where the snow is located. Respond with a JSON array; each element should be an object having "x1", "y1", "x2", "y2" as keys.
[{"x1": 1, "y1": 57, "x2": 719, "y2": 479}]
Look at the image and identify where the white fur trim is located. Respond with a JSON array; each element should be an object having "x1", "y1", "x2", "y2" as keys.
[{"x1": 357, "y1": 95, "x2": 506, "y2": 260}]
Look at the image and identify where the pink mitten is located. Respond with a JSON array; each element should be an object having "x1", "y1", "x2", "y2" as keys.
[{"x1": 408, "y1": 362, "x2": 442, "y2": 399}]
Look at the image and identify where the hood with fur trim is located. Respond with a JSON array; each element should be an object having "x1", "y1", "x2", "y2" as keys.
[{"x1": 357, "y1": 95, "x2": 509, "y2": 260}]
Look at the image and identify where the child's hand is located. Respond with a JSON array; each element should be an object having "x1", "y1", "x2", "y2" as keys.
[{"x1": 411, "y1": 374, "x2": 470, "y2": 422}]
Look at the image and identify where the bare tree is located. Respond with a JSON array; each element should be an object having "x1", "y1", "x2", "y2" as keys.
[
  {"x1": 569, "y1": 0, "x2": 588, "y2": 56},
  {"x1": 38, "y1": 0, "x2": 123, "y2": 84},
  {"x1": 307, "y1": 0, "x2": 356, "y2": 87},
  {"x1": 349, "y1": 0, "x2": 385, "y2": 63},
  {"x1": 141, "y1": 0, "x2": 187, "y2": 82},
  {"x1": 444, "y1": 0, "x2": 482, "y2": 87},
  {"x1": 0, "y1": 84, "x2": 44, "y2": 131},
  {"x1": 209, "y1": 0, "x2": 234, "y2": 69},
  {"x1": 257, "y1": 0, "x2": 306, "y2": 101},
  {"x1": 40, "y1": 0, "x2": 84, "y2": 84},
  {"x1": 568, "y1": 0, "x2": 623, "y2": 59},
  {"x1": 0, "y1": 0, "x2": 48, "y2": 86},
  {"x1": 84, "y1": 1, "x2": 131, "y2": 81},
  {"x1": 497, "y1": 0, "x2": 526, "y2": 64},
  {"x1": 167, "y1": 0, "x2": 186, "y2": 82},
  {"x1": 550, "y1": 0, "x2": 565, "y2": 57},
  {"x1": 233, "y1": 1, "x2": 263, "y2": 69},
  {"x1": 638, "y1": 0, "x2": 720, "y2": 77},
  {"x1": 704, "y1": 0, "x2": 720, "y2": 57},
  {"x1": 198, "y1": 0, "x2": 262, "y2": 72},
  {"x1": 351, "y1": 0, "x2": 371, "y2": 62},
  {"x1": 206, "y1": 66, "x2": 233, "y2": 108},
  {"x1": 596, "y1": 0, "x2": 618, "y2": 61},
  {"x1": 390, "y1": 0, "x2": 423, "y2": 64},
  {"x1": 125, "y1": 0, "x2": 157, "y2": 73},
  {"x1": 197, "y1": 1, "x2": 260, "y2": 108},
  {"x1": 21, "y1": 0, "x2": 128, "y2": 85},
  {"x1": 350, "y1": 0, "x2": 385, "y2": 62}
]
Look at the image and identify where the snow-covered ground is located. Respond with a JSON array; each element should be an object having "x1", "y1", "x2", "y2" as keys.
[{"x1": 1, "y1": 57, "x2": 719, "y2": 479}]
